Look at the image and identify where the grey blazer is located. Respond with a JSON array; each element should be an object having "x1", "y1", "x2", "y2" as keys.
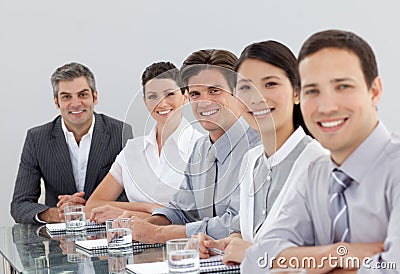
[{"x1": 10, "y1": 113, "x2": 133, "y2": 223}]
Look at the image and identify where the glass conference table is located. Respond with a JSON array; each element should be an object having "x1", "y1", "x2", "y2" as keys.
[{"x1": 0, "y1": 223, "x2": 167, "y2": 274}]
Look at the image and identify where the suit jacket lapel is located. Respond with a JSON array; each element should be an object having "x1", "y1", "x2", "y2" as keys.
[
  {"x1": 49, "y1": 116, "x2": 77, "y2": 193},
  {"x1": 84, "y1": 114, "x2": 110, "y2": 198}
]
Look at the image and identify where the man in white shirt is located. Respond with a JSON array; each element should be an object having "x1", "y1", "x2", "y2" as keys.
[{"x1": 10, "y1": 62, "x2": 132, "y2": 224}]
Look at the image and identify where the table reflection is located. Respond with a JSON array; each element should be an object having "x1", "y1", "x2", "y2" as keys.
[{"x1": 0, "y1": 223, "x2": 165, "y2": 273}]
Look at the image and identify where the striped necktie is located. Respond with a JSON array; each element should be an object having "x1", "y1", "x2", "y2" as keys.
[{"x1": 329, "y1": 168, "x2": 352, "y2": 243}]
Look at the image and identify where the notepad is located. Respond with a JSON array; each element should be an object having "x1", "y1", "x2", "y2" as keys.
[
  {"x1": 75, "y1": 238, "x2": 108, "y2": 251},
  {"x1": 75, "y1": 242, "x2": 109, "y2": 257},
  {"x1": 126, "y1": 255, "x2": 240, "y2": 273},
  {"x1": 126, "y1": 261, "x2": 168, "y2": 274},
  {"x1": 200, "y1": 255, "x2": 240, "y2": 273},
  {"x1": 45, "y1": 221, "x2": 105, "y2": 236},
  {"x1": 75, "y1": 238, "x2": 165, "y2": 254}
]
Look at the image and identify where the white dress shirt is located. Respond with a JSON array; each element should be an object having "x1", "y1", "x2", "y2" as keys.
[
  {"x1": 34, "y1": 116, "x2": 95, "y2": 223},
  {"x1": 61, "y1": 116, "x2": 95, "y2": 192},
  {"x1": 234, "y1": 127, "x2": 328, "y2": 243},
  {"x1": 109, "y1": 118, "x2": 203, "y2": 205}
]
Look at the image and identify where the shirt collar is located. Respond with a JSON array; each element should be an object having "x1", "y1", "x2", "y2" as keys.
[
  {"x1": 143, "y1": 118, "x2": 193, "y2": 154},
  {"x1": 173, "y1": 118, "x2": 195, "y2": 154},
  {"x1": 144, "y1": 124, "x2": 158, "y2": 149},
  {"x1": 337, "y1": 121, "x2": 391, "y2": 184},
  {"x1": 212, "y1": 117, "x2": 250, "y2": 163},
  {"x1": 263, "y1": 126, "x2": 306, "y2": 169},
  {"x1": 61, "y1": 115, "x2": 95, "y2": 142}
]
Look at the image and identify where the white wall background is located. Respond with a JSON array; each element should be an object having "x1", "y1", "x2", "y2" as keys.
[{"x1": 1, "y1": 0, "x2": 399, "y2": 227}]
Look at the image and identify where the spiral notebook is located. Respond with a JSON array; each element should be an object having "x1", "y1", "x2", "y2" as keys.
[
  {"x1": 45, "y1": 221, "x2": 105, "y2": 236},
  {"x1": 126, "y1": 255, "x2": 240, "y2": 273},
  {"x1": 76, "y1": 243, "x2": 109, "y2": 257},
  {"x1": 75, "y1": 238, "x2": 165, "y2": 254},
  {"x1": 199, "y1": 255, "x2": 240, "y2": 273}
]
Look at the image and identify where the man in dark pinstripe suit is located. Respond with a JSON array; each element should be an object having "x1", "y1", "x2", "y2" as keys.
[{"x1": 10, "y1": 62, "x2": 133, "y2": 224}]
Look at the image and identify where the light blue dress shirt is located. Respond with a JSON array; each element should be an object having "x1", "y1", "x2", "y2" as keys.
[
  {"x1": 152, "y1": 118, "x2": 260, "y2": 239},
  {"x1": 242, "y1": 122, "x2": 400, "y2": 273}
]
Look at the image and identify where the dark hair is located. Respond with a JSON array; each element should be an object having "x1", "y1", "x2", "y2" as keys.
[
  {"x1": 298, "y1": 29, "x2": 378, "y2": 88},
  {"x1": 235, "y1": 40, "x2": 309, "y2": 135},
  {"x1": 180, "y1": 49, "x2": 238, "y2": 92},
  {"x1": 141, "y1": 61, "x2": 184, "y2": 95},
  {"x1": 51, "y1": 62, "x2": 96, "y2": 98}
]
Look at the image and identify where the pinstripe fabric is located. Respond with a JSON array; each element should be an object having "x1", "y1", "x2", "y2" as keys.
[{"x1": 10, "y1": 113, "x2": 133, "y2": 224}]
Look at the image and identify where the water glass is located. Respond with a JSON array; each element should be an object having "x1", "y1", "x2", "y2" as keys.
[
  {"x1": 64, "y1": 205, "x2": 86, "y2": 233},
  {"x1": 106, "y1": 218, "x2": 133, "y2": 254},
  {"x1": 167, "y1": 238, "x2": 199, "y2": 274},
  {"x1": 108, "y1": 252, "x2": 134, "y2": 274}
]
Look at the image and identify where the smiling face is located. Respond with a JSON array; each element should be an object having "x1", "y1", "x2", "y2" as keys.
[
  {"x1": 300, "y1": 48, "x2": 382, "y2": 164},
  {"x1": 236, "y1": 58, "x2": 298, "y2": 140},
  {"x1": 54, "y1": 76, "x2": 98, "y2": 134},
  {"x1": 143, "y1": 78, "x2": 187, "y2": 127},
  {"x1": 187, "y1": 68, "x2": 240, "y2": 142}
]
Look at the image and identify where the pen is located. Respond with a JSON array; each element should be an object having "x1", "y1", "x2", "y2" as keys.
[{"x1": 208, "y1": 247, "x2": 224, "y2": 255}]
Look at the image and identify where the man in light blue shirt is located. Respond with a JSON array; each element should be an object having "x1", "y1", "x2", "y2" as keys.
[
  {"x1": 242, "y1": 30, "x2": 400, "y2": 273},
  {"x1": 128, "y1": 49, "x2": 260, "y2": 243}
]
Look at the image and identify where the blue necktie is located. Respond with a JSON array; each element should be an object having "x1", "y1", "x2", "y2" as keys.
[{"x1": 329, "y1": 168, "x2": 352, "y2": 243}]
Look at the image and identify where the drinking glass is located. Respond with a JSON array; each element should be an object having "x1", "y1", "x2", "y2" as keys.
[
  {"x1": 106, "y1": 218, "x2": 133, "y2": 254},
  {"x1": 166, "y1": 238, "x2": 199, "y2": 273},
  {"x1": 64, "y1": 205, "x2": 86, "y2": 233}
]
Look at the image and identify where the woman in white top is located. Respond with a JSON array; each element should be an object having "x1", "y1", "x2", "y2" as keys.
[
  {"x1": 198, "y1": 41, "x2": 327, "y2": 263},
  {"x1": 86, "y1": 62, "x2": 203, "y2": 223}
]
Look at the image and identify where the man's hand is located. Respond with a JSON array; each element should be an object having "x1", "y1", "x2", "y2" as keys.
[
  {"x1": 38, "y1": 207, "x2": 62, "y2": 223},
  {"x1": 90, "y1": 205, "x2": 125, "y2": 224},
  {"x1": 57, "y1": 191, "x2": 86, "y2": 207},
  {"x1": 196, "y1": 232, "x2": 229, "y2": 259},
  {"x1": 57, "y1": 192, "x2": 86, "y2": 221},
  {"x1": 130, "y1": 216, "x2": 162, "y2": 244},
  {"x1": 222, "y1": 238, "x2": 252, "y2": 265}
]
